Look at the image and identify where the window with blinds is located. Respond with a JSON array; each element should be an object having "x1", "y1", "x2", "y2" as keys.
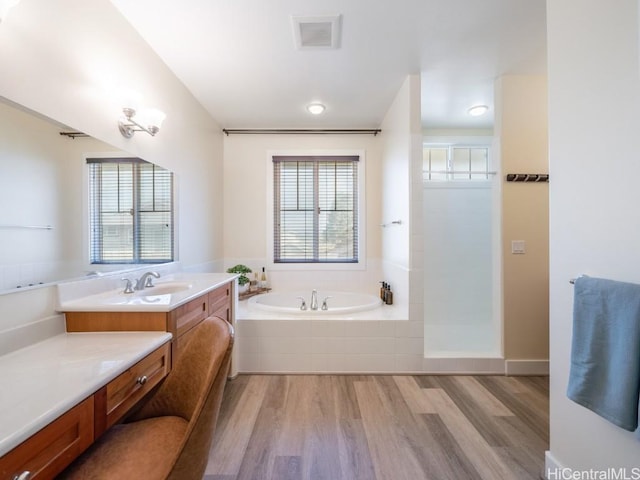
[
  {"x1": 273, "y1": 155, "x2": 359, "y2": 263},
  {"x1": 88, "y1": 158, "x2": 174, "y2": 264}
]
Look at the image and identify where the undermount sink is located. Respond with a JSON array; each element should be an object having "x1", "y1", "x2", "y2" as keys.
[
  {"x1": 56, "y1": 272, "x2": 237, "y2": 312},
  {"x1": 138, "y1": 281, "x2": 192, "y2": 296}
]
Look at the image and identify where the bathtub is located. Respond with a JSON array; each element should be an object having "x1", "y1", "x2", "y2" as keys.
[
  {"x1": 247, "y1": 290, "x2": 383, "y2": 315},
  {"x1": 236, "y1": 290, "x2": 411, "y2": 374}
]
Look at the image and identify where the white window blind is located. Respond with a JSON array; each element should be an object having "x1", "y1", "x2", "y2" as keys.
[
  {"x1": 88, "y1": 158, "x2": 174, "y2": 264},
  {"x1": 273, "y1": 155, "x2": 358, "y2": 263}
]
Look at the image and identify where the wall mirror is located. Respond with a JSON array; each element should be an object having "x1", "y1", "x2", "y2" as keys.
[{"x1": 0, "y1": 96, "x2": 175, "y2": 294}]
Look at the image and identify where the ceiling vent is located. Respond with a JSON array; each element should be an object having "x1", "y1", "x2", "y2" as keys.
[{"x1": 291, "y1": 15, "x2": 342, "y2": 50}]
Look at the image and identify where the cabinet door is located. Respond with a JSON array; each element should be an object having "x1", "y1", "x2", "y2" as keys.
[
  {"x1": 0, "y1": 396, "x2": 94, "y2": 480},
  {"x1": 94, "y1": 343, "x2": 171, "y2": 438}
]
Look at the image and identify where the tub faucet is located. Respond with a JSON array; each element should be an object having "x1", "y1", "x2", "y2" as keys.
[
  {"x1": 321, "y1": 296, "x2": 332, "y2": 311},
  {"x1": 296, "y1": 296, "x2": 307, "y2": 311},
  {"x1": 135, "y1": 271, "x2": 160, "y2": 290},
  {"x1": 310, "y1": 289, "x2": 318, "y2": 310}
]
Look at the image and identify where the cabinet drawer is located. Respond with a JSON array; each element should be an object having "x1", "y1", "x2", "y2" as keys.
[
  {"x1": 208, "y1": 285, "x2": 230, "y2": 321},
  {"x1": 0, "y1": 396, "x2": 94, "y2": 480},
  {"x1": 171, "y1": 295, "x2": 209, "y2": 338},
  {"x1": 95, "y1": 344, "x2": 171, "y2": 437}
]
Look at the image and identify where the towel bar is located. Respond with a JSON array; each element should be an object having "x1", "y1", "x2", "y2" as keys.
[{"x1": 570, "y1": 275, "x2": 588, "y2": 284}]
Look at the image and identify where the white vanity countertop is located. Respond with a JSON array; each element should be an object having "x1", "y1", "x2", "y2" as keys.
[
  {"x1": 0, "y1": 331, "x2": 172, "y2": 457},
  {"x1": 57, "y1": 272, "x2": 237, "y2": 313}
]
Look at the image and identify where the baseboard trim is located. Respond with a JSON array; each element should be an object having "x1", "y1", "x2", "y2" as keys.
[
  {"x1": 505, "y1": 359, "x2": 549, "y2": 376},
  {"x1": 422, "y1": 357, "x2": 505, "y2": 374}
]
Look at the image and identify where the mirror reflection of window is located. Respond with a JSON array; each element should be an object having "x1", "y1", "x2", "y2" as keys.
[{"x1": 87, "y1": 158, "x2": 174, "y2": 264}]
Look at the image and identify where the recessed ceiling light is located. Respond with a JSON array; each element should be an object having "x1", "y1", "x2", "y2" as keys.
[
  {"x1": 307, "y1": 103, "x2": 326, "y2": 115},
  {"x1": 468, "y1": 105, "x2": 489, "y2": 117}
]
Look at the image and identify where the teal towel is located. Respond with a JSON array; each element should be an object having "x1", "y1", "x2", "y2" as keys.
[{"x1": 567, "y1": 276, "x2": 640, "y2": 431}]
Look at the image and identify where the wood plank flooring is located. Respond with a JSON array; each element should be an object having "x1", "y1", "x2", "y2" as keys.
[{"x1": 205, "y1": 375, "x2": 548, "y2": 480}]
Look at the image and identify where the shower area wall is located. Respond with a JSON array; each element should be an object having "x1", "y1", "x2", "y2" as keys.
[{"x1": 422, "y1": 145, "x2": 501, "y2": 358}]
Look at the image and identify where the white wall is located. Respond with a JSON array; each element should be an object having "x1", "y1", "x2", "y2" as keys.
[
  {"x1": 0, "y1": 0, "x2": 223, "y2": 336},
  {"x1": 548, "y1": 0, "x2": 640, "y2": 471},
  {"x1": 223, "y1": 133, "x2": 383, "y2": 294},
  {"x1": 380, "y1": 74, "x2": 423, "y2": 314}
]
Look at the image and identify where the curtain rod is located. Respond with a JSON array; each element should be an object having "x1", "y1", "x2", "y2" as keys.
[
  {"x1": 59, "y1": 131, "x2": 90, "y2": 139},
  {"x1": 222, "y1": 128, "x2": 381, "y2": 136}
]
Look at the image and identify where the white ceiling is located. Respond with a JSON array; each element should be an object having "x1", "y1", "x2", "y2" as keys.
[{"x1": 109, "y1": 0, "x2": 546, "y2": 131}]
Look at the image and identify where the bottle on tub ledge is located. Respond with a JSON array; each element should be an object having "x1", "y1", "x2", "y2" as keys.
[
  {"x1": 378, "y1": 281, "x2": 393, "y2": 305},
  {"x1": 260, "y1": 267, "x2": 268, "y2": 289},
  {"x1": 250, "y1": 272, "x2": 259, "y2": 292},
  {"x1": 385, "y1": 284, "x2": 393, "y2": 305}
]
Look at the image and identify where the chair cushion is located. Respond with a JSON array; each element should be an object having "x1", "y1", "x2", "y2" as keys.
[{"x1": 60, "y1": 416, "x2": 188, "y2": 480}]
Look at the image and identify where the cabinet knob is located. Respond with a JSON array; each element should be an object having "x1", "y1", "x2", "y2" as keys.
[
  {"x1": 136, "y1": 375, "x2": 148, "y2": 385},
  {"x1": 14, "y1": 472, "x2": 31, "y2": 480}
]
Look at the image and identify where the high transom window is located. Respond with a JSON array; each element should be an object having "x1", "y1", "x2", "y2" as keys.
[
  {"x1": 87, "y1": 158, "x2": 174, "y2": 264},
  {"x1": 423, "y1": 146, "x2": 490, "y2": 180},
  {"x1": 272, "y1": 155, "x2": 359, "y2": 263}
]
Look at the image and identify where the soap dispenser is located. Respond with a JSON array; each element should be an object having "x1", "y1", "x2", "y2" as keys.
[
  {"x1": 385, "y1": 284, "x2": 393, "y2": 305},
  {"x1": 379, "y1": 281, "x2": 387, "y2": 301}
]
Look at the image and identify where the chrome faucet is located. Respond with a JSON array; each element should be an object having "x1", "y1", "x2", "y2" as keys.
[
  {"x1": 135, "y1": 271, "x2": 160, "y2": 290},
  {"x1": 296, "y1": 296, "x2": 307, "y2": 311},
  {"x1": 121, "y1": 278, "x2": 135, "y2": 294},
  {"x1": 321, "y1": 296, "x2": 332, "y2": 311},
  {"x1": 310, "y1": 289, "x2": 318, "y2": 311}
]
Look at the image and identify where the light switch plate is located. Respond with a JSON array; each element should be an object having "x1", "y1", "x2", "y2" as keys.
[{"x1": 512, "y1": 240, "x2": 526, "y2": 254}]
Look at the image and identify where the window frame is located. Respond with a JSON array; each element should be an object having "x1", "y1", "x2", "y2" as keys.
[
  {"x1": 266, "y1": 150, "x2": 366, "y2": 271},
  {"x1": 423, "y1": 145, "x2": 492, "y2": 181},
  {"x1": 85, "y1": 156, "x2": 175, "y2": 265}
]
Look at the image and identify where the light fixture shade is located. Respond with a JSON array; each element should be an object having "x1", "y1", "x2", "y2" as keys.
[
  {"x1": 307, "y1": 103, "x2": 325, "y2": 115},
  {"x1": 142, "y1": 108, "x2": 166, "y2": 130},
  {"x1": 468, "y1": 105, "x2": 489, "y2": 117}
]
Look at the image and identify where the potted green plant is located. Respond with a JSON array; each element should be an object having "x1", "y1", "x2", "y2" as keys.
[{"x1": 226, "y1": 264, "x2": 252, "y2": 293}]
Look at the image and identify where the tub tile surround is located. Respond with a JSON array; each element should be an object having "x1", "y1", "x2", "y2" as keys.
[
  {"x1": 222, "y1": 258, "x2": 387, "y2": 296},
  {"x1": 236, "y1": 300, "x2": 425, "y2": 373},
  {"x1": 236, "y1": 297, "x2": 511, "y2": 374}
]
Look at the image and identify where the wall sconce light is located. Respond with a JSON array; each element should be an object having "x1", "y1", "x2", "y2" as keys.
[{"x1": 118, "y1": 107, "x2": 166, "y2": 138}]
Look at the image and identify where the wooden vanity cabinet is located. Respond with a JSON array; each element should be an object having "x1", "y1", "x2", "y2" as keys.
[
  {"x1": 207, "y1": 283, "x2": 231, "y2": 322},
  {"x1": 0, "y1": 397, "x2": 94, "y2": 480},
  {"x1": 93, "y1": 343, "x2": 171, "y2": 438},
  {"x1": 0, "y1": 343, "x2": 170, "y2": 480},
  {"x1": 64, "y1": 282, "x2": 232, "y2": 365}
]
